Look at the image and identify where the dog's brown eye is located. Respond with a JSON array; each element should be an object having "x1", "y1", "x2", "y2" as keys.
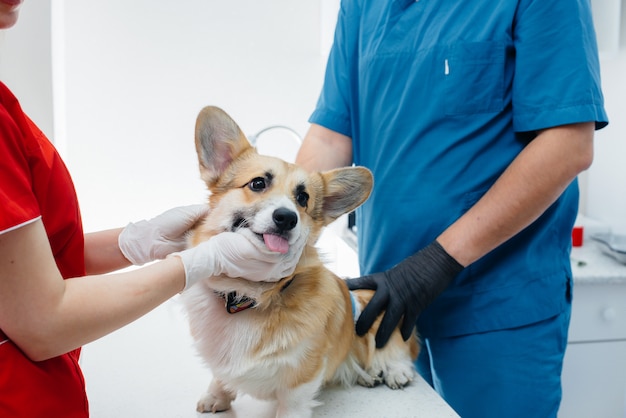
[
  {"x1": 249, "y1": 177, "x2": 266, "y2": 191},
  {"x1": 296, "y1": 191, "x2": 309, "y2": 208}
]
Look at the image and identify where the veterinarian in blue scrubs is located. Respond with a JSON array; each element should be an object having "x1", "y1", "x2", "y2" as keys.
[{"x1": 296, "y1": 0, "x2": 608, "y2": 417}]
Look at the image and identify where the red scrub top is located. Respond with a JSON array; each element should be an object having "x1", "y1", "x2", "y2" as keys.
[{"x1": 0, "y1": 81, "x2": 89, "y2": 417}]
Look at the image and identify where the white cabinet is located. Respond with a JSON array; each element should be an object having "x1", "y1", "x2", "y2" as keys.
[
  {"x1": 559, "y1": 272, "x2": 626, "y2": 417},
  {"x1": 561, "y1": 340, "x2": 626, "y2": 418},
  {"x1": 560, "y1": 239, "x2": 626, "y2": 418},
  {"x1": 567, "y1": 283, "x2": 626, "y2": 343}
]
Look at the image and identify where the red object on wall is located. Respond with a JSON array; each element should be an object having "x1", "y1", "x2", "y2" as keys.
[{"x1": 572, "y1": 226, "x2": 584, "y2": 247}]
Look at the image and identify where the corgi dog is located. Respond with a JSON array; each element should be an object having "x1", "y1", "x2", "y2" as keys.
[{"x1": 181, "y1": 106, "x2": 419, "y2": 418}]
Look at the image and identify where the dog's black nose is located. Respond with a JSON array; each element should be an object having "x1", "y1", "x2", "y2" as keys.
[{"x1": 273, "y1": 208, "x2": 297, "y2": 231}]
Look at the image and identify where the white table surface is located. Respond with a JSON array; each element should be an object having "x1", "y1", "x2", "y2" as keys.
[
  {"x1": 81, "y1": 230, "x2": 459, "y2": 417},
  {"x1": 571, "y1": 239, "x2": 626, "y2": 284},
  {"x1": 81, "y1": 295, "x2": 459, "y2": 418}
]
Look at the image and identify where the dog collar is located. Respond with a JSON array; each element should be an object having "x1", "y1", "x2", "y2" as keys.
[
  {"x1": 349, "y1": 291, "x2": 360, "y2": 323},
  {"x1": 225, "y1": 292, "x2": 256, "y2": 314},
  {"x1": 217, "y1": 277, "x2": 295, "y2": 314}
]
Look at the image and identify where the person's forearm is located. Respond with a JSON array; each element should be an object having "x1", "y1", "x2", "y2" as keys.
[
  {"x1": 84, "y1": 228, "x2": 131, "y2": 275},
  {"x1": 22, "y1": 257, "x2": 185, "y2": 361},
  {"x1": 438, "y1": 122, "x2": 594, "y2": 266},
  {"x1": 0, "y1": 218, "x2": 186, "y2": 361},
  {"x1": 296, "y1": 123, "x2": 353, "y2": 171}
]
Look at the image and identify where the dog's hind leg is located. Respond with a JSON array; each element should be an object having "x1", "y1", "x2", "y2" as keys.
[
  {"x1": 196, "y1": 378, "x2": 237, "y2": 413},
  {"x1": 368, "y1": 331, "x2": 418, "y2": 390}
]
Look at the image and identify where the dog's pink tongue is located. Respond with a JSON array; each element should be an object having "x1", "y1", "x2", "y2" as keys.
[{"x1": 263, "y1": 234, "x2": 289, "y2": 254}]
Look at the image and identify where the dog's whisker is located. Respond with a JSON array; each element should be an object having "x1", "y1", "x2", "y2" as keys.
[{"x1": 231, "y1": 214, "x2": 254, "y2": 232}]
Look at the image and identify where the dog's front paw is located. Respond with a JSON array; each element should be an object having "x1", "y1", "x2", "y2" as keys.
[
  {"x1": 196, "y1": 392, "x2": 233, "y2": 414},
  {"x1": 196, "y1": 380, "x2": 236, "y2": 414},
  {"x1": 357, "y1": 370, "x2": 383, "y2": 388}
]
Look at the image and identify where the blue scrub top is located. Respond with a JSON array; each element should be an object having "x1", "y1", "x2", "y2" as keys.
[{"x1": 310, "y1": 0, "x2": 608, "y2": 337}]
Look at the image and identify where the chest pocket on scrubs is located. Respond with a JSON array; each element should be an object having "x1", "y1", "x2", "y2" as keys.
[{"x1": 444, "y1": 42, "x2": 505, "y2": 116}]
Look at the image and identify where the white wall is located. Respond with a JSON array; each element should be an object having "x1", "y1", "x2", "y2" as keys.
[
  {"x1": 587, "y1": 54, "x2": 626, "y2": 233},
  {"x1": 0, "y1": 0, "x2": 54, "y2": 140},
  {"x1": 0, "y1": 0, "x2": 339, "y2": 232},
  {"x1": 57, "y1": 0, "x2": 339, "y2": 232},
  {"x1": 586, "y1": 0, "x2": 626, "y2": 233}
]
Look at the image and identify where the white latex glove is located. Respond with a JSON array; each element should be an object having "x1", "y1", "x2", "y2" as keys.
[
  {"x1": 172, "y1": 230, "x2": 300, "y2": 291},
  {"x1": 118, "y1": 204, "x2": 209, "y2": 265}
]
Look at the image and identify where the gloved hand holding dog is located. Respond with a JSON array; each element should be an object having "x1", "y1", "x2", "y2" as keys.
[
  {"x1": 172, "y1": 231, "x2": 300, "y2": 291},
  {"x1": 118, "y1": 204, "x2": 209, "y2": 265},
  {"x1": 346, "y1": 240, "x2": 464, "y2": 348},
  {"x1": 118, "y1": 205, "x2": 299, "y2": 291}
]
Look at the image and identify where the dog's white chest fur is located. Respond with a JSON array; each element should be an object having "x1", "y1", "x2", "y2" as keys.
[{"x1": 181, "y1": 279, "x2": 337, "y2": 416}]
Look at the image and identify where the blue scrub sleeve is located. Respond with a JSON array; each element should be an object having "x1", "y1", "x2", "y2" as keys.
[{"x1": 512, "y1": 0, "x2": 608, "y2": 132}]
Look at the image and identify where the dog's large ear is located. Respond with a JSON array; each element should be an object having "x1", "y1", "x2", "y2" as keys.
[
  {"x1": 321, "y1": 166, "x2": 373, "y2": 224},
  {"x1": 195, "y1": 106, "x2": 252, "y2": 185}
]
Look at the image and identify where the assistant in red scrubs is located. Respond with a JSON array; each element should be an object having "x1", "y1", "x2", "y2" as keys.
[{"x1": 0, "y1": 81, "x2": 89, "y2": 417}]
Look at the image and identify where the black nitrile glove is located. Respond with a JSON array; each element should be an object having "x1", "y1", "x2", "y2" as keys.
[{"x1": 346, "y1": 240, "x2": 464, "y2": 348}]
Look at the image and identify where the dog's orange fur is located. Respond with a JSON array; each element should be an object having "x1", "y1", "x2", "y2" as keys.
[{"x1": 181, "y1": 106, "x2": 419, "y2": 417}]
